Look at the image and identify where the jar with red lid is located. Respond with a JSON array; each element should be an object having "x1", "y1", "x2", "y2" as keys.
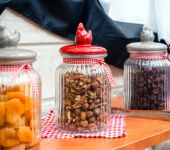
[{"x1": 55, "y1": 23, "x2": 114, "y2": 133}]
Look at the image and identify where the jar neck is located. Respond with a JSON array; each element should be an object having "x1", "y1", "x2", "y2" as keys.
[
  {"x1": 63, "y1": 58, "x2": 105, "y2": 64},
  {"x1": 61, "y1": 54, "x2": 107, "y2": 64},
  {"x1": 61, "y1": 53, "x2": 107, "y2": 59},
  {"x1": 129, "y1": 52, "x2": 168, "y2": 60}
]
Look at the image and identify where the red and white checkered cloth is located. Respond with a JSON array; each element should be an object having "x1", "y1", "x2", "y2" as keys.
[{"x1": 41, "y1": 110, "x2": 126, "y2": 138}]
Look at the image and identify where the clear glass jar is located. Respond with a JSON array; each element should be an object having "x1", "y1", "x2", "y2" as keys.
[
  {"x1": 0, "y1": 49, "x2": 41, "y2": 150},
  {"x1": 55, "y1": 23, "x2": 113, "y2": 133},
  {"x1": 124, "y1": 26, "x2": 170, "y2": 118}
]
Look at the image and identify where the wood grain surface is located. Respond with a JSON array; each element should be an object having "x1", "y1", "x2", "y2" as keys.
[{"x1": 38, "y1": 97, "x2": 170, "y2": 150}]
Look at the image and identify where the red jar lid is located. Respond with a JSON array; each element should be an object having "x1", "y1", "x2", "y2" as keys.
[{"x1": 60, "y1": 23, "x2": 107, "y2": 55}]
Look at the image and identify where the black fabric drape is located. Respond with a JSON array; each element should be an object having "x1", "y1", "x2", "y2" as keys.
[{"x1": 0, "y1": 0, "x2": 143, "y2": 68}]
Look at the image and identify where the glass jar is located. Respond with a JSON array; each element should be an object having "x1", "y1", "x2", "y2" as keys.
[
  {"x1": 0, "y1": 48, "x2": 41, "y2": 149},
  {"x1": 124, "y1": 26, "x2": 170, "y2": 119},
  {"x1": 55, "y1": 23, "x2": 114, "y2": 133}
]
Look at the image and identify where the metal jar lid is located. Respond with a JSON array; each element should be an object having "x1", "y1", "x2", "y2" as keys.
[
  {"x1": 127, "y1": 26, "x2": 167, "y2": 54},
  {"x1": 0, "y1": 22, "x2": 36, "y2": 65}
]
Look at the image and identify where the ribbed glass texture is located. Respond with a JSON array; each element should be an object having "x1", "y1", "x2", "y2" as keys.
[
  {"x1": 124, "y1": 56, "x2": 170, "y2": 117},
  {"x1": 0, "y1": 66, "x2": 41, "y2": 149},
  {"x1": 55, "y1": 55, "x2": 111, "y2": 133}
]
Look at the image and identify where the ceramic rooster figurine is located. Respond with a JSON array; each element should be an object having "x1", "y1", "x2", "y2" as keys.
[
  {"x1": 0, "y1": 20, "x2": 20, "y2": 48},
  {"x1": 140, "y1": 25, "x2": 154, "y2": 42},
  {"x1": 75, "y1": 23, "x2": 92, "y2": 45}
]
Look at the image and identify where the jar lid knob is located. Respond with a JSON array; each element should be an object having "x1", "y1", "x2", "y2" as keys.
[
  {"x1": 140, "y1": 25, "x2": 154, "y2": 42},
  {"x1": 75, "y1": 23, "x2": 92, "y2": 45},
  {"x1": 0, "y1": 20, "x2": 20, "y2": 48}
]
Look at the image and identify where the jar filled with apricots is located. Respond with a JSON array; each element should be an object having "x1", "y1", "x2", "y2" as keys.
[{"x1": 0, "y1": 28, "x2": 41, "y2": 150}]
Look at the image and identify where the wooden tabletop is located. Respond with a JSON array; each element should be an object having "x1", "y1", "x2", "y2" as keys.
[{"x1": 38, "y1": 97, "x2": 170, "y2": 150}]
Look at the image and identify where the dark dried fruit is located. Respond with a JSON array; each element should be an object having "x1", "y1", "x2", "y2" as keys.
[
  {"x1": 86, "y1": 111, "x2": 94, "y2": 118},
  {"x1": 94, "y1": 108, "x2": 101, "y2": 115},
  {"x1": 88, "y1": 117, "x2": 96, "y2": 123},
  {"x1": 130, "y1": 68, "x2": 166, "y2": 110},
  {"x1": 82, "y1": 103, "x2": 89, "y2": 111},
  {"x1": 74, "y1": 109, "x2": 81, "y2": 115}
]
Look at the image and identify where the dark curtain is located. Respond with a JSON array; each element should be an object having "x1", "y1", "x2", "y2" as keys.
[{"x1": 0, "y1": 0, "x2": 143, "y2": 68}]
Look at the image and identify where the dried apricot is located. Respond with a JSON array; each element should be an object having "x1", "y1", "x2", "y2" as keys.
[
  {"x1": 6, "y1": 85, "x2": 20, "y2": 92},
  {"x1": 6, "y1": 99, "x2": 25, "y2": 124},
  {"x1": 11, "y1": 85, "x2": 20, "y2": 92},
  {"x1": 19, "y1": 85, "x2": 25, "y2": 93},
  {"x1": 0, "y1": 128, "x2": 19, "y2": 147},
  {"x1": 25, "y1": 111, "x2": 32, "y2": 124},
  {"x1": 7, "y1": 117, "x2": 25, "y2": 129},
  {"x1": 0, "y1": 101, "x2": 6, "y2": 126},
  {"x1": 17, "y1": 126, "x2": 32, "y2": 143},
  {"x1": 0, "y1": 95, "x2": 8, "y2": 101},
  {"x1": 25, "y1": 96, "x2": 33, "y2": 111},
  {"x1": 0, "y1": 128, "x2": 1, "y2": 146},
  {"x1": 7, "y1": 92, "x2": 25, "y2": 103}
]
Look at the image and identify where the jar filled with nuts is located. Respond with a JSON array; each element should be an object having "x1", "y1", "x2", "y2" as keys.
[
  {"x1": 0, "y1": 28, "x2": 41, "y2": 150},
  {"x1": 55, "y1": 23, "x2": 114, "y2": 133},
  {"x1": 124, "y1": 26, "x2": 170, "y2": 118}
]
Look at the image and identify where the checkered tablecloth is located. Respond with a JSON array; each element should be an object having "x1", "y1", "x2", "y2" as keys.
[{"x1": 41, "y1": 110, "x2": 126, "y2": 138}]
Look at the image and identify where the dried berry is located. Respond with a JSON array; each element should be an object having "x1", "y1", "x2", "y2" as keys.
[
  {"x1": 82, "y1": 102, "x2": 89, "y2": 111},
  {"x1": 88, "y1": 117, "x2": 96, "y2": 123},
  {"x1": 73, "y1": 109, "x2": 79, "y2": 115},
  {"x1": 94, "y1": 108, "x2": 101, "y2": 115},
  {"x1": 130, "y1": 68, "x2": 166, "y2": 110},
  {"x1": 86, "y1": 111, "x2": 94, "y2": 118}
]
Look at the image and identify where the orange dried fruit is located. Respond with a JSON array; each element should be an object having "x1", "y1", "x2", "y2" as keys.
[
  {"x1": 0, "y1": 129, "x2": 2, "y2": 146},
  {"x1": 8, "y1": 117, "x2": 25, "y2": 129},
  {"x1": 25, "y1": 111, "x2": 32, "y2": 124},
  {"x1": 6, "y1": 86, "x2": 13, "y2": 92},
  {"x1": 17, "y1": 126, "x2": 32, "y2": 143},
  {"x1": 19, "y1": 85, "x2": 25, "y2": 93},
  {"x1": 6, "y1": 99, "x2": 25, "y2": 124},
  {"x1": 0, "y1": 128, "x2": 19, "y2": 147},
  {"x1": 7, "y1": 92, "x2": 25, "y2": 103},
  {"x1": 0, "y1": 101, "x2": 6, "y2": 126},
  {"x1": 0, "y1": 95, "x2": 8, "y2": 101},
  {"x1": 6, "y1": 85, "x2": 20, "y2": 92},
  {"x1": 25, "y1": 96, "x2": 33, "y2": 111},
  {"x1": 11, "y1": 85, "x2": 20, "y2": 92}
]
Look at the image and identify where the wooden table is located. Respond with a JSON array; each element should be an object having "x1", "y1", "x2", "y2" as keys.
[{"x1": 38, "y1": 97, "x2": 170, "y2": 150}]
